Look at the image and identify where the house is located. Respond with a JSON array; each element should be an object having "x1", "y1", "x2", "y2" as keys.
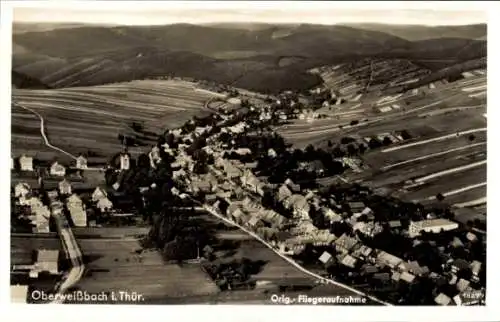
[
  {"x1": 19, "y1": 154, "x2": 33, "y2": 171},
  {"x1": 15, "y1": 182, "x2": 30, "y2": 198},
  {"x1": 400, "y1": 272, "x2": 416, "y2": 283},
  {"x1": 362, "y1": 264, "x2": 379, "y2": 275},
  {"x1": 76, "y1": 155, "x2": 88, "y2": 169},
  {"x1": 318, "y1": 251, "x2": 333, "y2": 265},
  {"x1": 97, "y1": 197, "x2": 113, "y2": 212},
  {"x1": 321, "y1": 207, "x2": 342, "y2": 223},
  {"x1": 434, "y1": 293, "x2": 452, "y2": 306},
  {"x1": 67, "y1": 194, "x2": 87, "y2": 227},
  {"x1": 348, "y1": 201, "x2": 366, "y2": 213},
  {"x1": 470, "y1": 260, "x2": 482, "y2": 278},
  {"x1": 376, "y1": 251, "x2": 403, "y2": 269},
  {"x1": 268, "y1": 148, "x2": 277, "y2": 158},
  {"x1": 408, "y1": 218, "x2": 459, "y2": 237},
  {"x1": 284, "y1": 178, "x2": 300, "y2": 192},
  {"x1": 235, "y1": 148, "x2": 252, "y2": 156},
  {"x1": 334, "y1": 234, "x2": 359, "y2": 254},
  {"x1": 112, "y1": 182, "x2": 121, "y2": 191},
  {"x1": 172, "y1": 168, "x2": 187, "y2": 180},
  {"x1": 340, "y1": 254, "x2": 357, "y2": 268},
  {"x1": 248, "y1": 216, "x2": 263, "y2": 228},
  {"x1": 360, "y1": 207, "x2": 373, "y2": 216},
  {"x1": 58, "y1": 179, "x2": 72, "y2": 195},
  {"x1": 120, "y1": 152, "x2": 131, "y2": 170},
  {"x1": 225, "y1": 163, "x2": 243, "y2": 179},
  {"x1": 388, "y1": 220, "x2": 402, "y2": 229},
  {"x1": 50, "y1": 161, "x2": 66, "y2": 177},
  {"x1": 353, "y1": 222, "x2": 383, "y2": 237},
  {"x1": 391, "y1": 271, "x2": 401, "y2": 282},
  {"x1": 34, "y1": 249, "x2": 59, "y2": 275},
  {"x1": 451, "y1": 259, "x2": 470, "y2": 273},
  {"x1": 378, "y1": 106, "x2": 392, "y2": 113},
  {"x1": 191, "y1": 178, "x2": 211, "y2": 193},
  {"x1": 457, "y1": 279, "x2": 471, "y2": 292},
  {"x1": 373, "y1": 273, "x2": 390, "y2": 282},
  {"x1": 406, "y1": 261, "x2": 430, "y2": 276},
  {"x1": 277, "y1": 184, "x2": 293, "y2": 203},
  {"x1": 352, "y1": 245, "x2": 373, "y2": 259},
  {"x1": 450, "y1": 237, "x2": 465, "y2": 248},
  {"x1": 11, "y1": 285, "x2": 28, "y2": 303},
  {"x1": 283, "y1": 194, "x2": 310, "y2": 219},
  {"x1": 92, "y1": 187, "x2": 108, "y2": 202},
  {"x1": 149, "y1": 146, "x2": 161, "y2": 168},
  {"x1": 35, "y1": 210, "x2": 50, "y2": 233},
  {"x1": 466, "y1": 232, "x2": 478, "y2": 242}
]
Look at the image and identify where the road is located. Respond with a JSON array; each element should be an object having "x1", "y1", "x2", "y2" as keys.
[
  {"x1": 13, "y1": 102, "x2": 78, "y2": 160},
  {"x1": 48, "y1": 192, "x2": 85, "y2": 304},
  {"x1": 13, "y1": 101, "x2": 104, "y2": 170},
  {"x1": 180, "y1": 190, "x2": 392, "y2": 306}
]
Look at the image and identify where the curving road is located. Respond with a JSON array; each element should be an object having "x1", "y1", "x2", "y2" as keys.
[
  {"x1": 13, "y1": 102, "x2": 78, "y2": 160},
  {"x1": 13, "y1": 101, "x2": 106, "y2": 171}
]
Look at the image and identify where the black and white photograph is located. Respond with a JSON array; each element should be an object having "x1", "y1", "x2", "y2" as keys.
[{"x1": 2, "y1": 1, "x2": 498, "y2": 320}]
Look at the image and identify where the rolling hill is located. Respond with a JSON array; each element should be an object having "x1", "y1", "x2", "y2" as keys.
[
  {"x1": 345, "y1": 23, "x2": 487, "y2": 41},
  {"x1": 11, "y1": 23, "x2": 487, "y2": 93},
  {"x1": 12, "y1": 70, "x2": 50, "y2": 89}
]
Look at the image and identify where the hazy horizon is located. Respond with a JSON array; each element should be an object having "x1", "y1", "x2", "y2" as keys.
[{"x1": 13, "y1": 5, "x2": 487, "y2": 27}]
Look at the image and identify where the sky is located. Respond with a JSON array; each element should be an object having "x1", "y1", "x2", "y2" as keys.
[{"x1": 11, "y1": 1, "x2": 488, "y2": 26}]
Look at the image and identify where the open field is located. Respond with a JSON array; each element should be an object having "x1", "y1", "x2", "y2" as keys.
[
  {"x1": 75, "y1": 237, "x2": 220, "y2": 303},
  {"x1": 277, "y1": 69, "x2": 486, "y2": 209},
  {"x1": 11, "y1": 80, "x2": 219, "y2": 162}
]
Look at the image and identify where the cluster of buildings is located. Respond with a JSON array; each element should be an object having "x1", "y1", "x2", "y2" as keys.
[
  {"x1": 13, "y1": 180, "x2": 89, "y2": 229},
  {"x1": 12, "y1": 154, "x2": 89, "y2": 174},
  {"x1": 161, "y1": 92, "x2": 485, "y2": 306}
]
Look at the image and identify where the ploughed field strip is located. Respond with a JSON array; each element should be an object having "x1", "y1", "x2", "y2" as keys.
[
  {"x1": 312, "y1": 59, "x2": 432, "y2": 99},
  {"x1": 11, "y1": 80, "x2": 219, "y2": 161},
  {"x1": 277, "y1": 69, "x2": 486, "y2": 208}
]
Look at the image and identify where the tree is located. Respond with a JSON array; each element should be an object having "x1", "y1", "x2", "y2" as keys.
[
  {"x1": 400, "y1": 130, "x2": 412, "y2": 140},
  {"x1": 341, "y1": 137, "x2": 356, "y2": 145},
  {"x1": 332, "y1": 146, "x2": 345, "y2": 158},
  {"x1": 368, "y1": 138, "x2": 382, "y2": 149},
  {"x1": 358, "y1": 144, "x2": 367, "y2": 155},
  {"x1": 137, "y1": 153, "x2": 150, "y2": 169},
  {"x1": 382, "y1": 136, "x2": 393, "y2": 146},
  {"x1": 436, "y1": 193, "x2": 445, "y2": 202},
  {"x1": 130, "y1": 121, "x2": 144, "y2": 133},
  {"x1": 346, "y1": 144, "x2": 358, "y2": 156}
]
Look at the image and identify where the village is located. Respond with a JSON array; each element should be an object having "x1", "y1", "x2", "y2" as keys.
[{"x1": 10, "y1": 83, "x2": 486, "y2": 305}]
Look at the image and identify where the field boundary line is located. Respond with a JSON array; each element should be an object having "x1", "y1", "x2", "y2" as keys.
[
  {"x1": 415, "y1": 160, "x2": 486, "y2": 183},
  {"x1": 13, "y1": 102, "x2": 78, "y2": 160},
  {"x1": 382, "y1": 128, "x2": 487, "y2": 153},
  {"x1": 381, "y1": 142, "x2": 486, "y2": 171}
]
